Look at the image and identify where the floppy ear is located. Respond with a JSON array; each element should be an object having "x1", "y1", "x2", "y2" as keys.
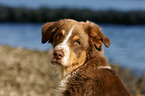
[
  {"x1": 41, "y1": 22, "x2": 58, "y2": 44},
  {"x1": 87, "y1": 21, "x2": 111, "y2": 48}
]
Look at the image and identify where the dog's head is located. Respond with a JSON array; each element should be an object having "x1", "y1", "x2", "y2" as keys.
[{"x1": 41, "y1": 19, "x2": 110, "y2": 68}]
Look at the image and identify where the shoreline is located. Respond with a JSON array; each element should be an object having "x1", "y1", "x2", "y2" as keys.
[{"x1": 0, "y1": 5, "x2": 145, "y2": 25}]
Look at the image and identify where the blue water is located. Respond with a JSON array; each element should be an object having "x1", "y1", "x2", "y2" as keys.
[
  {"x1": 0, "y1": 0, "x2": 145, "y2": 11},
  {"x1": 0, "y1": 23, "x2": 145, "y2": 75},
  {"x1": 0, "y1": 23, "x2": 49, "y2": 50}
]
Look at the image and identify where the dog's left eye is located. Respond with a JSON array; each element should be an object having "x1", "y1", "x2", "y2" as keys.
[{"x1": 74, "y1": 40, "x2": 81, "y2": 46}]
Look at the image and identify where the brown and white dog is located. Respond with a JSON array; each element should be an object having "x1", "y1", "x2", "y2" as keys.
[{"x1": 41, "y1": 19, "x2": 131, "y2": 96}]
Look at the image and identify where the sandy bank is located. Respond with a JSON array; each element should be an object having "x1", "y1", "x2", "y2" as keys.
[{"x1": 0, "y1": 45, "x2": 144, "y2": 96}]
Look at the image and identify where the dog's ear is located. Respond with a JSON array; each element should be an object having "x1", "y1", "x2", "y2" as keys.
[
  {"x1": 41, "y1": 22, "x2": 58, "y2": 44},
  {"x1": 86, "y1": 21, "x2": 111, "y2": 49}
]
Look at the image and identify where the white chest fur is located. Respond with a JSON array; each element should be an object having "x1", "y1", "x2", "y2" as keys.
[{"x1": 53, "y1": 74, "x2": 71, "y2": 96}]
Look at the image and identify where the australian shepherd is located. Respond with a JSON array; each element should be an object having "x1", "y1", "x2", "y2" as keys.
[{"x1": 41, "y1": 19, "x2": 131, "y2": 96}]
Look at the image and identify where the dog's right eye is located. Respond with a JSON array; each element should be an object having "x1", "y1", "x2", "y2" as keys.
[
  {"x1": 56, "y1": 35, "x2": 60, "y2": 40},
  {"x1": 56, "y1": 33, "x2": 62, "y2": 40}
]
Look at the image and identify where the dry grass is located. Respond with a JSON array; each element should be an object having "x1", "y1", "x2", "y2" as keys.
[
  {"x1": 0, "y1": 45, "x2": 144, "y2": 96},
  {"x1": 0, "y1": 45, "x2": 58, "y2": 96}
]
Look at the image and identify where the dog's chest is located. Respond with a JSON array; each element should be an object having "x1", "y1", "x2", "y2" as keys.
[{"x1": 55, "y1": 74, "x2": 71, "y2": 96}]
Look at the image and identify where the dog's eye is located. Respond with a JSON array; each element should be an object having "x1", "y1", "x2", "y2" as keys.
[
  {"x1": 74, "y1": 40, "x2": 81, "y2": 46},
  {"x1": 56, "y1": 34, "x2": 62, "y2": 40},
  {"x1": 56, "y1": 35, "x2": 60, "y2": 40}
]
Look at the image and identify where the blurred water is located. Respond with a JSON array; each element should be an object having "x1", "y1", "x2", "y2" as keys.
[
  {"x1": 0, "y1": 23, "x2": 51, "y2": 50},
  {"x1": 0, "y1": 0, "x2": 145, "y2": 11},
  {"x1": 0, "y1": 23, "x2": 145, "y2": 75},
  {"x1": 101, "y1": 24, "x2": 145, "y2": 74}
]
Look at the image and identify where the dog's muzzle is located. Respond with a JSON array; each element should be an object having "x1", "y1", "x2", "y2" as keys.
[{"x1": 51, "y1": 43, "x2": 70, "y2": 66}]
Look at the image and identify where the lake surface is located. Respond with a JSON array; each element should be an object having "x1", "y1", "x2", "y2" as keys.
[
  {"x1": 0, "y1": 0, "x2": 145, "y2": 11},
  {"x1": 0, "y1": 23, "x2": 145, "y2": 75}
]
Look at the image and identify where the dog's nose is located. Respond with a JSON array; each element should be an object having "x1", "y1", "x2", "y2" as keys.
[{"x1": 53, "y1": 50, "x2": 64, "y2": 59}]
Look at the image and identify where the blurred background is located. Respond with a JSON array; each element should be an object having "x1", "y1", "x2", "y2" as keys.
[{"x1": 0, "y1": 0, "x2": 145, "y2": 96}]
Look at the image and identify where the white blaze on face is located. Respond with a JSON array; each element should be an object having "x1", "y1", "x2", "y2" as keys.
[{"x1": 53, "y1": 26, "x2": 75, "y2": 66}]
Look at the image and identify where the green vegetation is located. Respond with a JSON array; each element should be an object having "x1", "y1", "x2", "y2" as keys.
[
  {"x1": 0, "y1": 5, "x2": 145, "y2": 24},
  {"x1": 0, "y1": 45, "x2": 145, "y2": 96}
]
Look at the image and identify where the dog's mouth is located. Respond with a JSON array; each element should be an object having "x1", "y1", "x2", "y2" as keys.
[{"x1": 51, "y1": 58, "x2": 62, "y2": 65}]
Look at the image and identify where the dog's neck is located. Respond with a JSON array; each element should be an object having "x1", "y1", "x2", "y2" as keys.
[
  {"x1": 58, "y1": 62, "x2": 85, "y2": 79},
  {"x1": 58, "y1": 55, "x2": 110, "y2": 80}
]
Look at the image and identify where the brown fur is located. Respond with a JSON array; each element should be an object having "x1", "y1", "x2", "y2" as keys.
[
  {"x1": 41, "y1": 19, "x2": 131, "y2": 96},
  {"x1": 63, "y1": 57, "x2": 130, "y2": 96}
]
